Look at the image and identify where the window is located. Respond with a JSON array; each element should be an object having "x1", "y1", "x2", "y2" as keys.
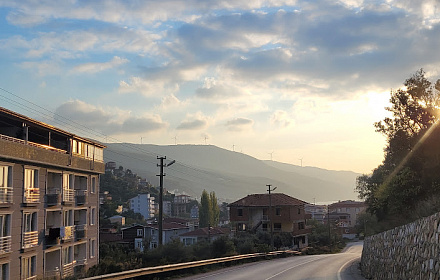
[
  {"x1": 298, "y1": 222, "x2": 305, "y2": 230},
  {"x1": 0, "y1": 262, "x2": 9, "y2": 280},
  {"x1": 137, "y1": 229, "x2": 143, "y2": 236},
  {"x1": 21, "y1": 255, "x2": 36, "y2": 280},
  {"x1": 0, "y1": 165, "x2": 12, "y2": 203},
  {"x1": 23, "y1": 212, "x2": 37, "y2": 233},
  {"x1": 90, "y1": 176, "x2": 96, "y2": 194},
  {"x1": 90, "y1": 208, "x2": 96, "y2": 225},
  {"x1": 297, "y1": 207, "x2": 301, "y2": 214},
  {"x1": 0, "y1": 214, "x2": 11, "y2": 253},
  {"x1": 62, "y1": 246, "x2": 73, "y2": 265},
  {"x1": 276, "y1": 208, "x2": 281, "y2": 216},
  {"x1": 237, "y1": 223, "x2": 246, "y2": 231},
  {"x1": 237, "y1": 209, "x2": 243, "y2": 216},
  {"x1": 274, "y1": 223, "x2": 282, "y2": 231},
  {"x1": 24, "y1": 168, "x2": 39, "y2": 203},
  {"x1": 90, "y1": 239, "x2": 96, "y2": 258}
]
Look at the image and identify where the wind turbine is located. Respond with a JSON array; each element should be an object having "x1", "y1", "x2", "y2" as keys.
[
  {"x1": 299, "y1": 158, "x2": 303, "y2": 167},
  {"x1": 268, "y1": 151, "x2": 274, "y2": 161}
]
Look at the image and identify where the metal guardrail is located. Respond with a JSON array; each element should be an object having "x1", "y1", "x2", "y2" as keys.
[{"x1": 83, "y1": 250, "x2": 301, "y2": 280}]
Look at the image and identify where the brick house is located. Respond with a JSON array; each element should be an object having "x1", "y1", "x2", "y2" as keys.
[{"x1": 229, "y1": 193, "x2": 311, "y2": 249}]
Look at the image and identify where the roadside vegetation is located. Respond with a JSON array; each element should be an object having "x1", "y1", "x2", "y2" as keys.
[{"x1": 356, "y1": 69, "x2": 440, "y2": 235}]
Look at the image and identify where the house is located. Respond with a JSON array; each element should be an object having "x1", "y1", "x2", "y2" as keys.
[
  {"x1": 229, "y1": 193, "x2": 312, "y2": 249},
  {"x1": 327, "y1": 200, "x2": 366, "y2": 239},
  {"x1": 0, "y1": 106, "x2": 105, "y2": 279},
  {"x1": 180, "y1": 227, "x2": 230, "y2": 245},
  {"x1": 144, "y1": 222, "x2": 190, "y2": 249},
  {"x1": 129, "y1": 193, "x2": 155, "y2": 219},
  {"x1": 109, "y1": 215, "x2": 125, "y2": 225},
  {"x1": 173, "y1": 194, "x2": 190, "y2": 216},
  {"x1": 304, "y1": 204, "x2": 327, "y2": 223}
]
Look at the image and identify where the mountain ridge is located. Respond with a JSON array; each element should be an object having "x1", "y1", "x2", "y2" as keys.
[{"x1": 104, "y1": 143, "x2": 361, "y2": 203}]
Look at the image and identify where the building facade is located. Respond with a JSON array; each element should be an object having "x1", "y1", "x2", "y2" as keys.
[
  {"x1": 0, "y1": 107, "x2": 105, "y2": 279},
  {"x1": 229, "y1": 193, "x2": 312, "y2": 249},
  {"x1": 129, "y1": 194, "x2": 155, "y2": 219}
]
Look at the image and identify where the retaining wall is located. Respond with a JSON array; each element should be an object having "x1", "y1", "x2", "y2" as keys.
[{"x1": 361, "y1": 212, "x2": 440, "y2": 279}]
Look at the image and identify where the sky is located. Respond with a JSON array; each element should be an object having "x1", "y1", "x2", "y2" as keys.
[{"x1": 1, "y1": 0, "x2": 440, "y2": 174}]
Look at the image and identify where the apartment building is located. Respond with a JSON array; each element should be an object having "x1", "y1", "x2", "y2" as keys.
[
  {"x1": 129, "y1": 194, "x2": 155, "y2": 219},
  {"x1": 0, "y1": 107, "x2": 105, "y2": 279}
]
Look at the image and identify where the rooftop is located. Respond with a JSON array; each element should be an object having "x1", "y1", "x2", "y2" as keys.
[{"x1": 229, "y1": 193, "x2": 307, "y2": 207}]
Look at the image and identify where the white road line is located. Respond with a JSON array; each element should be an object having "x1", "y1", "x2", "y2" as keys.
[
  {"x1": 337, "y1": 257, "x2": 360, "y2": 280},
  {"x1": 264, "y1": 256, "x2": 324, "y2": 280}
]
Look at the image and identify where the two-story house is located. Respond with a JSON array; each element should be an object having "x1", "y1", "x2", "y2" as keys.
[
  {"x1": 229, "y1": 193, "x2": 311, "y2": 249},
  {"x1": 0, "y1": 107, "x2": 105, "y2": 279}
]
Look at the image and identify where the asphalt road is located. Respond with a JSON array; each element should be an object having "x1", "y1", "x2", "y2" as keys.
[{"x1": 180, "y1": 241, "x2": 366, "y2": 280}]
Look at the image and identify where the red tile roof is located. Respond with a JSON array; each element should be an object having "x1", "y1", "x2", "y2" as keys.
[
  {"x1": 228, "y1": 193, "x2": 307, "y2": 207},
  {"x1": 144, "y1": 222, "x2": 189, "y2": 230}
]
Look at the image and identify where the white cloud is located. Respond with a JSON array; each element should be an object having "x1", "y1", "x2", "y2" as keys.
[
  {"x1": 225, "y1": 117, "x2": 254, "y2": 131},
  {"x1": 176, "y1": 112, "x2": 209, "y2": 130},
  {"x1": 54, "y1": 100, "x2": 168, "y2": 135},
  {"x1": 119, "y1": 77, "x2": 179, "y2": 97},
  {"x1": 72, "y1": 56, "x2": 129, "y2": 74}
]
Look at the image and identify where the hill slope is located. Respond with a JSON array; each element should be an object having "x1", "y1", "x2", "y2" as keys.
[{"x1": 104, "y1": 143, "x2": 361, "y2": 203}]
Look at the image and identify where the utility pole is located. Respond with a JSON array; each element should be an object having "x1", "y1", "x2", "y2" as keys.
[
  {"x1": 157, "y1": 156, "x2": 175, "y2": 246},
  {"x1": 267, "y1": 184, "x2": 277, "y2": 251},
  {"x1": 327, "y1": 205, "x2": 331, "y2": 252}
]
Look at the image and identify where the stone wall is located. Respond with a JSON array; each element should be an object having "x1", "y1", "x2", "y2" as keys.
[{"x1": 361, "y1": 212, "x2": 440, "y2": 279}]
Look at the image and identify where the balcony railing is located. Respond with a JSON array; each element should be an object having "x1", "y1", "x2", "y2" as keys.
[
  {"x1": 24, "y1": 187, "x2": 40, "y2": 203},
  {"x1": 75, "y1": 225, "x2": 87, "y2": 241},
  {"x1": 46, "y1": 189, "x2": 61, "y2": 205},
  {"x1": 75, "y1": 190, "x2": 86, "y2": 205},
  {"x1": 44, "y1": 268, "x2": 60, "y2": 279},
  {"x1": 22, "y1": 231, "x2": 39, "y2": 248},
  {"x1": 75, "y1": 258, "x2": 87, "y2": 266},
  {"x1": 0, "y1": 187, "x2": 13, "y2": 203},
  {"x1": 0, "y1": 236, "x2": 11, "y2": 254},
  {"x1": 63, "y1": 261, "x2": 75, "y2": 278},
  {"x1": 0, "y1": 134, "x2": 67, "y2": 154},
  {"x1": 61, "y1": 226, "x2": 74, "y2": 241},
  {"x1": 63, "y1": 189, "x2": 74, "y2": 203}
]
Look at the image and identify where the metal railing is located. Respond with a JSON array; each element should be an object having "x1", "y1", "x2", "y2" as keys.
[
  {"x1": 0, "y1": 187, "x2": 13, "y2": 203},
  {"x1": 0, "y1": 134, "x2": 67, "y2": 154},
  {"x1": 0, "y1": 236, "x2": 11, "y2": 253},
  {"x1": 44, "y1": 268, "x2": 60, "y2": 279},
  {"x1": 22, "y1": 231, "x2": 38, "y2": 248},
  {"x1": 63, "y1": 261, "x2": 75, "y2": 278},
  {"x1": 24, "y1": 187, "x2": 40, "y2": 203},
  {"x1": 75, "y1": 224, "x2": 87, "y2": 240},
  {"x1": 63, "y1": 189, "x2": 74, "y2": 203},
  {"x1": 83, "y1": 250, "x2": 301, "y2": 280}
]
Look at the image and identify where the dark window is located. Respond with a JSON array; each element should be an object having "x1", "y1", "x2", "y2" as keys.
[
  {"x1": 238, "y1": 223, "x2": 246, "y2": 231},
  {"x1": 298, "y1": 208, "x2": 301, "y2": 214},
  {"x1": 274, "y1": 223, "x2": 281, "y2": 231},
  {"x1": 298, "y1": 222, "x2": 305, "y2": 230},
  {"x1": 238, "y1": 209, "x2": 243, "y2": 216},
  {"x1": 276, "y1": 208, "x2": 281, "y2": 216}
]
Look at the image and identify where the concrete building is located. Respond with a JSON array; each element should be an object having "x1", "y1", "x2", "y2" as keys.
[
  {"x1": 229, "y1": 193, "x2": 312, "y2": 249},
  {"x1": 304, "y1": 204, "x2": 327, "y2": 223},
  {"x1": 0, "y1": 107, "x2": 105, "y2": 279},
  {"x1": 173, "y1": 194, "x2": 190, "y2": 216},
  {"x1": 129, "y1": 194, "x2": 155, "y2": 219}
]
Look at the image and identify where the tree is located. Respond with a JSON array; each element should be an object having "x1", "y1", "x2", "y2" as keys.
[
  {"x1": 199, "y1": 190, "x2": 211, "y2": 227},
  {"x1": 209, "y1": 191, "x2": 220, "y2": 226},
  {"x1": 356, "y1": 69, "x2": 440, "y2": 229}
]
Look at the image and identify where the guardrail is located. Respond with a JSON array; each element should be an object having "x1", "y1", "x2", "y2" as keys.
[{"x1": 83, "y1": 250, "x2": 300, "y2": 280}]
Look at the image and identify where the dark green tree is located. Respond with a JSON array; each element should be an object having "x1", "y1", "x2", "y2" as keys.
[
  {"x1": 209, "y1": 191, "x2": 220, "y2": 226},
  {"x1": 356, "y1": 69, "x2": 440, "y2": 229},
  {"x1": 199, "y1": 190, "x2": 211, "y2": 227}
]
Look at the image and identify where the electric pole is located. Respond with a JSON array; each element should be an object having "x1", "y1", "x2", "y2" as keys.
[
  {"x1": 157, "y1": 156, "x2": 175, "y2": 246},
  {"x1": 267, "y1": 184, "x2": 277, "y2": 251}
]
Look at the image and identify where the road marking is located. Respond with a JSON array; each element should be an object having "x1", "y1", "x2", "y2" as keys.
[
  {"x1": 264, "y1": 256, "x2": 324, "y2": 280},
  {"x1": 337, "y1": 257, "x2": 360, "y2": 280}
]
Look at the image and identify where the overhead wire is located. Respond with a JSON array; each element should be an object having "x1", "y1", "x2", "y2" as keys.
[{"x1": 0, "y1": 87, "x2": 227, "y2": 184}]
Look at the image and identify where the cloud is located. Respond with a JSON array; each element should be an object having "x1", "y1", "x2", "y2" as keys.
[
  {"x1": 270, "y1": 110, "x2": 292, "y2": 127},
  {"x1": 119, "y1": 77, "x2": 179, "y2": 97},
  {"x1": 72, "y1": 56, "x2": 129, "y2": 73},
  {"x1": 225, "y1": 117, "x2": 254, "y2": 131},
  {"x1": 54, "y1": 100, "x2": 167, "y2": 135},
  {"x1": 176, "y1": 112, "x2": 209, "y2": 130}
]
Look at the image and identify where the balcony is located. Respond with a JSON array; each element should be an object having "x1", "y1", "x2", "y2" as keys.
[
  {"x1": 63, "y1": 262, "x2": 75, "y2": 278},
  {"x1": 61, "y1": 226, "x2": 74, "y2": 242},
  {"x1": 45, "y1": 227, "x2": 61, "y2": 247},
  {"x1": 24, "y1": 187, "x2": 40, "y2": 203},
  {"x1": 75, "y1": 225, "x2": 87, "y2": 241},
  {"x1": 44, "y1": 268, "x2": 60, "y2": 280},
  {"x1": 0, "y1": 236, "x2": 11, "y2": 254},
  {"x1": 46, "y1": 189, "x2": 61, "y2": 206},
  {"x1": 63, "y1": 189, "x2": 74, "y2": 204},
  {"x1": 0, "y1": 187, "x2": 13, "y2": 204},
  {"x1": 75, "y1": 190, "x2": 86, "y2": 205},
  {"x1": 23, "y1": 231, "x2": 39, "y2": 248}
]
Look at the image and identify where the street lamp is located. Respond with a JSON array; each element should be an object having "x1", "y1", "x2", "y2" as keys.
[
  {"x1": 157, "y1": 156, "x2": 175, "y2": 246},
  {"x1": 267, "y1": 184, "x2": 277, "y2": 251}
]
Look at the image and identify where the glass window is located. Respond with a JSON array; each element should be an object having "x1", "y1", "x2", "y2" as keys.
[
  {"x1": 21, "y1": 256, "x2": 36, "y2": 280},
  {"x1": 90, "y1": 208, "x2": 96, "y2": 225},
  {"x1": 276, "y1": 208, "x2": 281, "y2": 216},
  {"x1": 0, "y1": 166, "x2": 12, "y2": 203},
  {"x1": 90, "y1": 239, "x2": 96, "y2": 258},
  {"x1": 23, "y1": 212, "x2": 37, "y2": 233},
  {"x1": 238, "y1": 209, "x2": 243, "y2": 216},
  {"x1": 0, "y1": 262, "x2": 9, "y2": 280},
  {"x1": 91, "y1": 177, "x2": 96, "y2": 194}
]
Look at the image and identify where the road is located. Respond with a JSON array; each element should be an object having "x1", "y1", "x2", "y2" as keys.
[{"x1": 180, "y1": 241, "x2": 365, "y2": 280}]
